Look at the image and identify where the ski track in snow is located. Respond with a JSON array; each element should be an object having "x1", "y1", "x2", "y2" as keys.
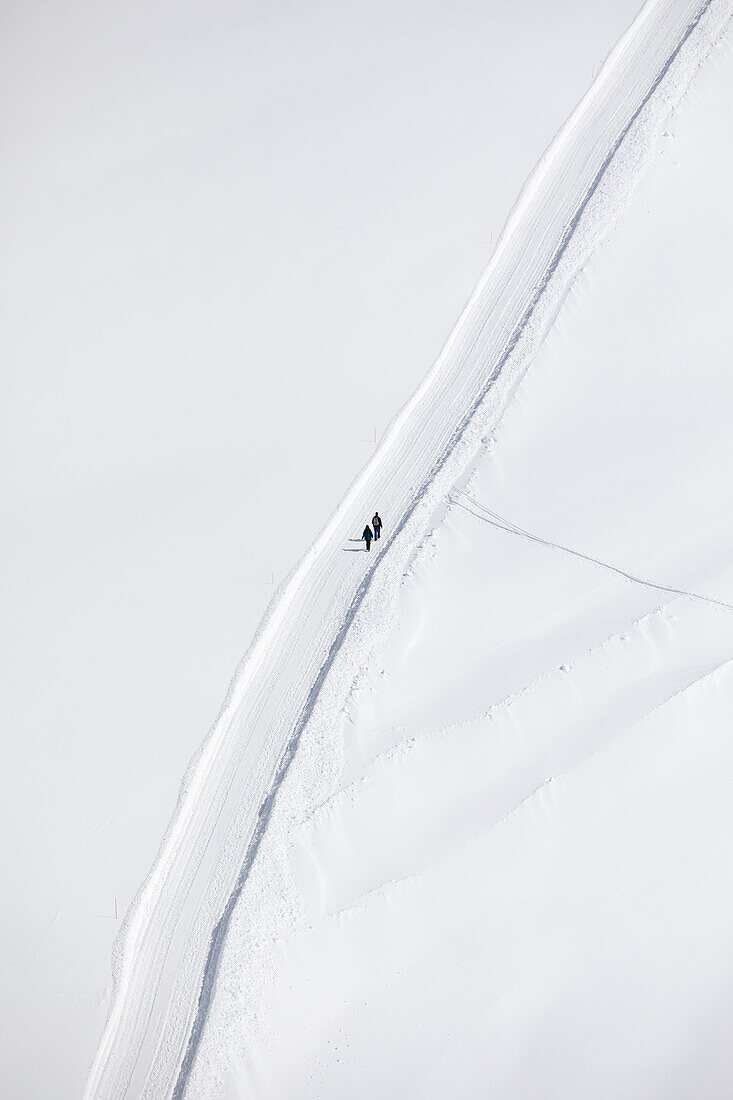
[
  {"x1": 84, "y1": 1, "x2": 732, "y2": 1096},
  {"x1": 451, "y1": 489, "x2": 733, "y2": 615}
]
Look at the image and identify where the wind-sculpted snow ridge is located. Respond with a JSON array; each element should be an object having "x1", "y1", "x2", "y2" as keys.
[{"x1": 85, "y1": 1, "x2": 731, "y2": 1096}]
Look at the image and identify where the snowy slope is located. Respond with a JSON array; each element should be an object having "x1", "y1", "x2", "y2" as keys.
[
  {"x1": 193, "y1": 20, "x2": 733, "y2": 1100},
  {"x1": 78, "y1": 0, "x2": 732, "y2": 1096},
  {"x1": 0, "y1": 2, "x2": 645, "y2": 1097}
]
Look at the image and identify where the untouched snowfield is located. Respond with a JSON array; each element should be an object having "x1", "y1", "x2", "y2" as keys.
[
  {"x1": 187, "y1": 7, "x2": 733, "y2": 1100},
  {"x1": 1, "y1": 2, "x2": 643, "y2": 1097}
]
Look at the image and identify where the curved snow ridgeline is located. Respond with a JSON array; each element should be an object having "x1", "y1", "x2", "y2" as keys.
[{"x1": 86, "y1": 1, "x2": 731, "y2": 1096}]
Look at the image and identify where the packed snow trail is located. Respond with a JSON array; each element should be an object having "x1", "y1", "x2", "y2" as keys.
[{"x1": 85, "y1": 1, "x2": 731, "y2": 1096}]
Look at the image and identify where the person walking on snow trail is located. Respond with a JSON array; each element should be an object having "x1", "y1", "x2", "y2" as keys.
[
  {"x1": 372, "y1": 512, "x2": 382, "y2": 541},
  {"x1": 362, "y1": 524, "x2": 373, "y2": 551}
]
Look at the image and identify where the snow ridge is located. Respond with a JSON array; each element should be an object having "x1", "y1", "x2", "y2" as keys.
[{"x1": 85, "y1": 1, "x2": 732, "y2": 1096}]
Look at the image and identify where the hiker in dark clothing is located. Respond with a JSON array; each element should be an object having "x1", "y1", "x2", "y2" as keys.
[
  {"x1": 372, "y1": 512, "x2": 382, "y2": 541},
  {"x1": 362, "y1": 524, "x2": 373, "y2": 551}
]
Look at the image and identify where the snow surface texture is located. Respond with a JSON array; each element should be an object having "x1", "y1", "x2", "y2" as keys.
[
  {"x1": 199, "y1": 20, "x2": 733, "y2": 1100},
  {"x1": 211, "y1": 35, "x2": 733, "y2": 1096},
  {"x1": 81, "y1": 0, "x2": 732, "y2": 1096},
  {"x1": 1, "y1": 3, "x2": 644, "y2": 1096}
]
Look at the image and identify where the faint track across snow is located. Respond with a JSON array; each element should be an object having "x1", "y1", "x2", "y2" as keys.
[{"x1": 452, "y1": 489, "x2": 733, "y2": 615}]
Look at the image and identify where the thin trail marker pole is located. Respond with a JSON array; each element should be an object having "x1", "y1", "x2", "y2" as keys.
[{"x1": 115, "y1": 897, "x2": 118, "y2": 920}]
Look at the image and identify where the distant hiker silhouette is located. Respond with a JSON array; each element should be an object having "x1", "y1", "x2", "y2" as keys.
[
  {"x1": 362, "y1": 524, "x2": 373, "y2": 551},
  {"x1": 372, "y1": 512, "x2": 382, "y2": 541}
]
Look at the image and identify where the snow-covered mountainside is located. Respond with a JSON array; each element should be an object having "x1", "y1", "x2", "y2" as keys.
[
  {"x1": 197, "y1": 31, "x2": 733, "y2": 1096},
  {"x1": 79, "y1": 0, "x2": 732, "y2": 1096},
  {"x1": 3, "y1": 0, "x2": 731, "y2": 1096}
]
